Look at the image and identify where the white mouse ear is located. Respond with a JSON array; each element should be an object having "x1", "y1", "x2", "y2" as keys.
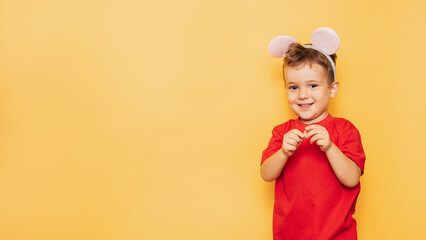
[
  {"x1": 311, "y1": 27, "x2": 340, "y2": 55},
  {"x1": 268, "y1": 36, "x2": 297, "y2": 58}
]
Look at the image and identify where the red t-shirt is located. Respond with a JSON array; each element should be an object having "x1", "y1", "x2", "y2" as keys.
[{"x1": 261, "y1": 114, "x2": 366, "y2": 240}]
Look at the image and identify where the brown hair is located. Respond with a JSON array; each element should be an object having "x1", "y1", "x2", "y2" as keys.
[{"x1": 283, "y1": 43, "x2": 337, "y2": 84}]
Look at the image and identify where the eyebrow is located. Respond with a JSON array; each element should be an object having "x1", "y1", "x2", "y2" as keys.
[
  {"x1": 306, "y1": 79, "x2": 321, "y2": 83},
  {"x1": 286, "y1": 80, "x2": 320, "y2": 85}
]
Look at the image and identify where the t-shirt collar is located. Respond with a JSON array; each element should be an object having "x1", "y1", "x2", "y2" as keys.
[{"x1": 296, "y1": 114, "x2": 334, "y2": 128}]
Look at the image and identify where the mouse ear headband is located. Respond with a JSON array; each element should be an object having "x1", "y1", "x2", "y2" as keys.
[{"x1": 268, "y1": 27, "x2": 340, "y2": 80}]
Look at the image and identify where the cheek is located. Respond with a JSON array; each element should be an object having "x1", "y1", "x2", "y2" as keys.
[
  {"x1": 286, "y1": 92, "x2": 297, "y2": 101},
  {"x1": 317, "y1": 94, "x2": 330, "y2": 102},
  {"x1": 313, "y1": 90, "x2": 329, "y2": 99}
]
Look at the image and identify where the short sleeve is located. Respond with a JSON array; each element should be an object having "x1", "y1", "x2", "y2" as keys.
[
  {"x1": 337, "y1": 127, "x2": 366, "y2": 174},
  {"x1": 261, "y1": 125, "x2": 284, "y2": 165}
]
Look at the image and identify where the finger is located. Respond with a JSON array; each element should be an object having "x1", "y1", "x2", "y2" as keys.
[
  {"x1": 316, "y1": 140, "x2": 330, "y2": 151},
  {"x1": 304, "y1": 125, "x2": 324, "y2": 131},
  {"x1": 284, "y1": 137, "x2": 299, "y2": 147},
  {"x1": 283, "y1": 143, "x2": 297, "y2": 152},
  {"x1": 287, "y1": 133, "x2": 303, "y2": 144},
  {"x1": 290, "y1": 129, "x2": 305, "y2": 139},
  {"x1": 316, "y1": 139, "x2": 327, "y2": 147},
  {"x1": 286, "y1": 131, "x2": 304, "y2": 142},
  {"x1": 305, "y1": 129, "x2": 323, "y2": 139},
  {"x1": 310, "y1": 134, "x2": 323, "y2": 144},
  {"x1": 305, "y1": 125, "x2": 327, "y2": 136}
]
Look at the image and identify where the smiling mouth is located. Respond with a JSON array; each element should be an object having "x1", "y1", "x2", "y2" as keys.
[{"x1": 298, "y1": 103, "x2": 314, "y2": 108}]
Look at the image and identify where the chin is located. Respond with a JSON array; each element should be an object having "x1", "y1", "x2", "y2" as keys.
[
  {"x1": 300, "y1": 117, "x2": 314, "y2": 123},
  {"x1": 297, "y1": 113, "x2": 314, "y2": 121}
]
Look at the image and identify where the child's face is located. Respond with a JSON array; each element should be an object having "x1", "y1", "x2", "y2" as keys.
[{"x1": 284, "y1": 63, "x2": 339, "y2": 124}]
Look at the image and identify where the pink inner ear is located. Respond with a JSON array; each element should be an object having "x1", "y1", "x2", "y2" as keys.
[
  {"x1": 268, "y1": 36, "x2": 297, "y2": 58},
  {"x1": 311, "y1": 27, "x2": 340, "y2": 55}
]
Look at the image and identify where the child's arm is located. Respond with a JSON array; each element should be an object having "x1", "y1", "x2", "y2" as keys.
[
  {"x1": 305, "y1": 125, "x2": 361, "y2": 188},
  {"x1": 260, "y1": 129, "x2": 305, "y2": 182}
]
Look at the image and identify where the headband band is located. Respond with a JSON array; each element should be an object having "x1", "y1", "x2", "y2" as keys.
[
  {"x1": 268, "y1": 27, "x2": 340, "y2": 80},
  {"x1": 303, "y1": 45, "x2": 336, "y2": 80}
]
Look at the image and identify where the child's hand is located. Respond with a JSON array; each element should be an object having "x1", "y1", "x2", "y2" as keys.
[
  {"x1": 282, "y1": 129, "x2": 305, "y2": 157},
  {"x1": 304, "y1": 125, "x2": 332, "y2": 152}
]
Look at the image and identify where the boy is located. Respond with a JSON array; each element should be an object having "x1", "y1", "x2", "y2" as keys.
[{"x1": 261, "y1": 28, "x2": 366, "y2": 239}]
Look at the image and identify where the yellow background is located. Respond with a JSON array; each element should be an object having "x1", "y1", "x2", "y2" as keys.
[{"x1": 0, "y1": 0, "x2": 425, "y2": 239}]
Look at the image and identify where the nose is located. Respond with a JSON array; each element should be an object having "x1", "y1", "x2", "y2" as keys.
[{"x1": 298, "y1": 88, "x2": 308, "y2": 99}]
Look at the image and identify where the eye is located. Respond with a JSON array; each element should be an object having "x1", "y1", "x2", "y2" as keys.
[
  {"x1": 289, "y1": 86, "x2": 298, "y2": 90},
  {"x1": 310, "y1": 84, "x2": 318, "y2": 88}
]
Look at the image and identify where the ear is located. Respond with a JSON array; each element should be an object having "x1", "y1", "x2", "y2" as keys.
[
  {"x1": 268, "y1": 36, "x2": 297, "y2": 58},
  {"x1": 311, "y1": 27, "x2": 340, "y2": 55},
  {"x1": 329, "y1": 81, "x2": 339, "y2": 98}
]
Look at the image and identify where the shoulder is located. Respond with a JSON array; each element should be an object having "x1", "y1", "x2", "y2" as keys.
[
  {"x1": 331, "y1": 117, "x2": 360, "y2": 132},
  {"x1": 330, "y1": 117, "x2": 363, "y2": 145},
  {"x1": 271, "y1": 119, "x2": 297, "y2": 136}
]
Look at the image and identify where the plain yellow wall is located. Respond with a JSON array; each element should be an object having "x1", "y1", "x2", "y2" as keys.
[{"x1": 1, "y1": 0, "x2": 426, "y2": 239}]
